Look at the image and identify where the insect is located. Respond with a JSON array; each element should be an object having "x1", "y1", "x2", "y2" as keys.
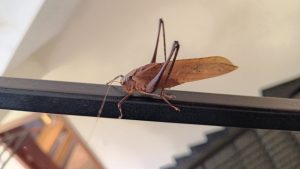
[{"x1": 98, "y1": 19, "x2": 237, "y2": 118}]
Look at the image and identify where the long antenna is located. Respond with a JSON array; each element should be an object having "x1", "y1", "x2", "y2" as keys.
[
  {"x1": 97, "y1": 84, "x2": 112, "y2": 117},
  {"x1": 89, "y1": 75, "x2": 124, "y2": 142}
]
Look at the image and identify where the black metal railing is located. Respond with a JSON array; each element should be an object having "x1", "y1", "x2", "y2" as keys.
[{"x1": 0, "y1": 77, "x2": 300, "y2": 130}]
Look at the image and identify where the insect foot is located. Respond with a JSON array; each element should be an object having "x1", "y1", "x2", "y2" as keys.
[
  {"x1": 173, "y1": 106, "x2": 180, "y2": 112},
  {"x1": 163, "y1": 94, "x2": 176, "y2": 100},
  {"x1": 117, "y1": 104, "x2": 123, "y2": 119}
]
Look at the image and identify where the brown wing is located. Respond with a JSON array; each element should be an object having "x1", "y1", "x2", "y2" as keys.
[{"x1": 133, "y1": 56, "x2": 238, "y2": 89}]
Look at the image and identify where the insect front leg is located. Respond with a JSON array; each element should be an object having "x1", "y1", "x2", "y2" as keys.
[
  {"x1": 117, "y1": 94, "x2": 131, "y2": 119},
  {"x1": 151, "y1": 18, "x2": 167, "y2": 63},
  {"x1": 97, "y1": 75, "x2": 125, "y2": 118}
]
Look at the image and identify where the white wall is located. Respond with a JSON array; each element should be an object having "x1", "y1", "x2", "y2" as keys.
[
  {"x1": 5, "y1": 0, "x2": 82, "y2": 72},
  {"x1": 0, "y1": 0, "x2": 44, "y2": 74}
]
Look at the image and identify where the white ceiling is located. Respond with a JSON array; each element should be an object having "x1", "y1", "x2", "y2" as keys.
[{"x1": 3, "y1": 0, "x2": 300, "y2": 169}]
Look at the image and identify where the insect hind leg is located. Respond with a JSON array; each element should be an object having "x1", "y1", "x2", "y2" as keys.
[
  {"x1": 146, "y1": 41, "x2": 180, "y2": 93},
  {"x1": 151, "y1": 18, "x2": 167, "y2": 63}
]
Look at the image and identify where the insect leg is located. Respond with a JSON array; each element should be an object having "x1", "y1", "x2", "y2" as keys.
[
  {"x1": 140, "y1": 91, "x2": 175, "y2": 100},
  {"x1": 139, "y1": 91, "x2": 180, "y2": 111},
  {"x1": 117, "y1": 94, "x2": 131, "y2": 119},
  {"x1": 158, "y1": 38, "x2": 180, "y2": 99},
  {"x1": 159, "y1": 46, "x2": 179, "y2": 99},
  {"x1": 97, "y1": 75, "x2": 124, "y2": 118},
  {"x1": 140, "y1": 91, "x2": 160, "y2": 97},
  {"x1": 162, "y1": 41, "x2": 180, "y2": 85},
  {"x1": 146, "y1": 41, "x2": 180, "y2": 93},
  {"x1": 161, "y1": 95, "x2": 180, "y2": 111},
  {"x1": 151, "y1": 18, "x2": 167, "y2": 63},
  {"x1": 161, "y1": 91, "x2": 176, "y2": 99}
]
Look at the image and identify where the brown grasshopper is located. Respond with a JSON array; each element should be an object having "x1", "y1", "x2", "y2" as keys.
[{"x1": 99, "y1": 19, "x2": 237, "y2": 118}]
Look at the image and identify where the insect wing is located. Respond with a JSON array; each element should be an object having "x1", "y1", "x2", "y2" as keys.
[
  {"x1": 134, "y1": 56, "x2": 237, "y2": 89},
  {"x1": 161, "y1": 56, "x2": 237, "y2": 88}
]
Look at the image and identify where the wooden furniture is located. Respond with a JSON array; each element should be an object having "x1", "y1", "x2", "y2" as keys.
[{"x1": 0, "y1": 114, "x2": 104, "y2": 169}]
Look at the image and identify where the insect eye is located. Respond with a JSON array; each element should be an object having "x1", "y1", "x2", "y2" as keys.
[
  {"x1": 123, "y1": 76, "x2": 132, "y2": 83},
  {"x1": 125, "y1": 76, "x2": 132, "y2": 81}
]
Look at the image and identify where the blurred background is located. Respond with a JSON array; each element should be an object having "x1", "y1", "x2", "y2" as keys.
[{"x1": 0, "y1": 0, "x2": 300, "y2": 168}]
